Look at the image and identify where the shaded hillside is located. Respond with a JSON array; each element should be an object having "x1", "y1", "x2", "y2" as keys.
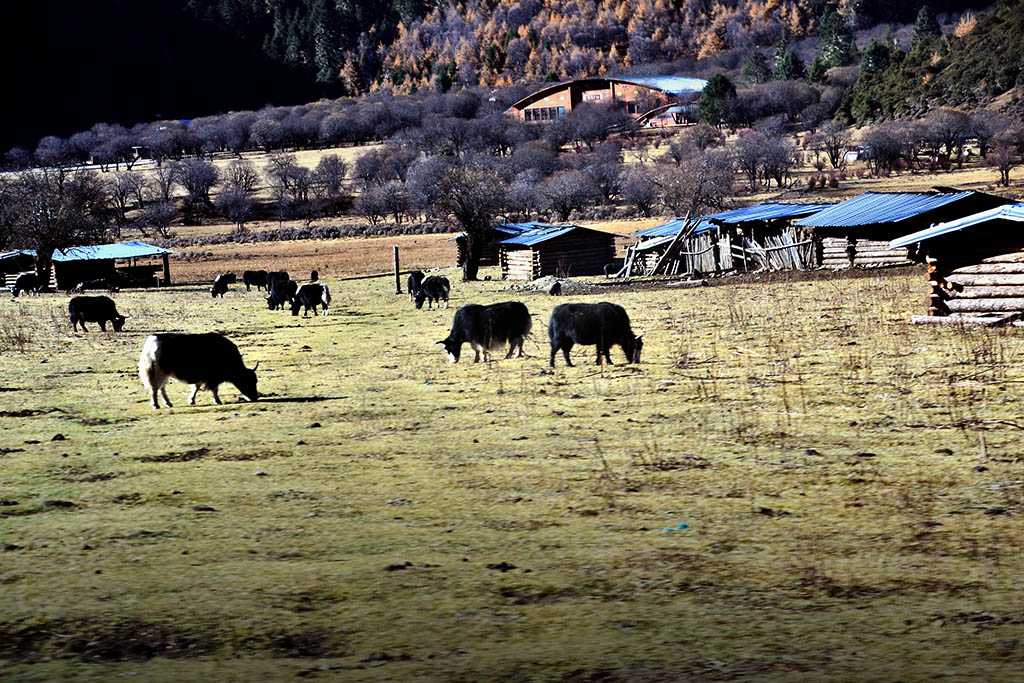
[
  {"x1": 847, "y1": 0, "x2": 1024, "y2": 121},
  {"x1": 0, "y1": 0, "x2": 321, "y2": 152}
]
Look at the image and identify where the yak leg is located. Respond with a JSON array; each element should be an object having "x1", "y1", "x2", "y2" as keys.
[
  {"x1": 210, "y1": 385, "x2": 222, "y2": 405},
  {"x1": 160, "y1": 385, "x2": 173, "y2": 408},
  {"x1": 189, "y1": 385, "x2": 200, "y2": 405},
  {"x1": 99, "y1": 320, "x2": 107, "y2": 331}
]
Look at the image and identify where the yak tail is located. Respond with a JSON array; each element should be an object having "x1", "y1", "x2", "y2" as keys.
[{"x1": 322, "y1": 284, "x2": 331, "y2": 305}]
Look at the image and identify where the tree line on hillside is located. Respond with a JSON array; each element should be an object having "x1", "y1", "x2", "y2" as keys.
[{"x1": 6, "y1": 88, "x2": 1022, "y2": 284}]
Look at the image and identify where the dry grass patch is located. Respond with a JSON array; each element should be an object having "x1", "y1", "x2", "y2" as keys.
[{"x1": 3, "y1": 264, "x2": 1024, "y2": 680}]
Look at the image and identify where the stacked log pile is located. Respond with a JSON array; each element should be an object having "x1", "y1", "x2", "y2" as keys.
[{"x1": 928, "y1": 252, "x2": 1024, "y2": 316}]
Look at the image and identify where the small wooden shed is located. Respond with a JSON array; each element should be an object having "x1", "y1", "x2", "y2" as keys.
[
  {"x1": 891, "y1": 202, "x2": 1024, "y2": 324},
  {"x1": 794, "y1": 191, "x2": 1011, "y2": 269},
  {"x1": 454, "y1": 221, "x2": 535, "y2": 267},
  {"x1": 626, "y1": 217, "x2": 720, "y2": 276},
  {"x1": 499, "y1": 224, "x2": 617, "y2": 280}
]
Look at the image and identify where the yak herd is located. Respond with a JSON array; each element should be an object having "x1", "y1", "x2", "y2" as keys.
[{"x1": 9, "y1": 268, "x2": 643, "y2": 407}]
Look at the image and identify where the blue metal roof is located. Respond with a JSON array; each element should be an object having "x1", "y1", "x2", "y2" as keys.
[
  {"x1": 890, "y1": 202, "x2": 1024, "y2": 248},
  {"x1": 794, "y1": 192, "x2": 978, "y2": 228},
  {"x1": 6, "y1": 241, "x2": 180, "y2": 262},
  {"x1": 500, "y1": 224, "x2": 611, "y2": 247},
  {"x1": 633, "y1": 217, "x2": 715, "y2": 238},
  {"x1": 449, "y1": 221, "x2": 555, "y2": 241},
  {"x1": 613, "y1": 75, "x2": 707, "y2": 95},
  {"x1": 706, "y1": 202, "x2": 833, "y2": 225}
]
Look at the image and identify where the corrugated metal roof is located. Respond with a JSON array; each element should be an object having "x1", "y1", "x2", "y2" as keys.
[
  {"x1": 633, "y1": 217, "x2": 714, "y2": 238},
  {"x1": 500, "y1": 224, "x2": 611, "y2": 247},
  {"x1": 890, "y1": 202, "x2": 1024, "y2": 248},
  {"x1": 449, "y1": 221, "x2": 551, "y2": 241},
  {"x1": 706, "y1": 202, "x2": 833, "y2": 225},
  {"x1": 614, "y1": 76, "x2": 707, "y2": 95},
  {"x1": 6, "y1": 241, "x2": 180, "y2": 262},
  {"x1": 794, "y1": 192, "x2": 977, "y2": 228}
]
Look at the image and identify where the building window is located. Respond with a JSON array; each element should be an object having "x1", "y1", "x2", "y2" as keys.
[
  {"x1": 524, "y1": 109, "x2": 533, "y2": 122},
  {"x1": 557, "y1": 106, "x2": 565, "y2": 118},
  {"x1": 584, "y1": 93, "x2": 602, "y2": 101},
  {"x1": 540, "y1": 108, "x2": 549, "y2": 121}
]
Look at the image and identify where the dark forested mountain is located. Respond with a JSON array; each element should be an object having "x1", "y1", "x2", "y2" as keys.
[
  {"x1": 0, "y1": 1, "x2": 322, "y2": 152},
  {"x1": 0, "y1": 0, "x2": 1005, "y2": 153}
]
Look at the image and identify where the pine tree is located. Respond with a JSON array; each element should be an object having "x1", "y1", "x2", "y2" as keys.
[
  {"x1": 774, "y1": 50, "x2": 806, "y2": 81},
  {"x1": 697, "y1": 73, "x2": 736, "y2": 126},
  {"x1": 741, "y1": 51, "x2": 772, "y2": 84},
  {"x1": 859, "y1": 38, "x2": 890, "y2": 76},
  {"x1": 807, "y1": 55, "x2": 828, "y2": 83},
  {"x1": 818, "y1": 5, "x2": 857, "y2": 68},
  {"x1": 911, "y1": 5, "x2": 941, "y2": 52}
]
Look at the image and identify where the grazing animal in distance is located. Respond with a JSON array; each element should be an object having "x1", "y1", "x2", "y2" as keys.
[
  {"x1": 266, "y1": 279, "x2": 298, "y2": 310},
  {"x1": 291, "y1": 283, "x2": 331, "y2": 316},
  {"x1": 548, "y1": 302, "x2": 643, "y2": 367},
  {"x1": 415, "y1": 275, "x2": 450, "y2": 309},
  {"x1": 68, "y1": 296, "x2": 126, "y2": 332},
  {"x1": 436, "y1": 301, "x2": 531, "y2": 363},
  {"x1": 268, "y1": 271, "x2": 289, "y2": 287},
  {"x1": 138, "y1": 333, "x2": 259, "y2": 409},
  {"x1": 11, "y1": 273, "x2": 43, "y2": 298},
  {"x1": 309, "y1": 270, "x2": 319, "y2": 282},
  {"x1": 407, "y1": 270, "x2": 425, "y2": 302},
  {"x1": 210, "y1": 273, "x2": 234, "y2": 298},
  {"x1": 243, "y1": 270, "x2": 268, "y2": 292},
  {"x1": 70, "y1": 278, "x2": 119, "y2": 294}
]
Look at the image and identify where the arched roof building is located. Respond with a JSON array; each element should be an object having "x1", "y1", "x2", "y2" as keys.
[{"x1": 507, "y1": 75, "x2": 706, "y2": 127}]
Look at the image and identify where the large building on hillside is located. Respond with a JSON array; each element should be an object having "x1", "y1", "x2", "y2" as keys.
[{"x1": 507, "y1": 76, "x2": 706, "y2": 127}]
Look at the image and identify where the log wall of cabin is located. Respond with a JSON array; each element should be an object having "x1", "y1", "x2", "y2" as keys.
[
  {"x1": 501, "y1": 235, "x2": 616, "y2": 280},
  {"x1": 927, "y1": 250, "x2": 1024, "y2": 316},
  {"x1": 820, "y1": 237, "x2": 911, "y2": 269}
]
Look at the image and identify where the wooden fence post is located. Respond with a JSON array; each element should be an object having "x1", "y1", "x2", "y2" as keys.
[{"x1": 393, "y1": 246, "x2": 401, "y2": 294}]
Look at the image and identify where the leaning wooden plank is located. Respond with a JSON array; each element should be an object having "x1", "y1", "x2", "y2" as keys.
[{"x1": 912, "y1": 313, "x2": 1022, "y2": 326}]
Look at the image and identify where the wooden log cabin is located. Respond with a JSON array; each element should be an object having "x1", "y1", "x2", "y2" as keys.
[
  {"x1": 794, "y1": 191, "x2": 1011, "y2": 269},
  {"x1": 499, "y1": 224, "x2": 617, "y2": 280},
  {"x1": 890, "y1": 203, "x2": 1024, "y2": 324},
  {"x1": 454, "y1": 221, "x2": 536, "y2": 267},
  {"x1": 629, "y1": 217, "x2": 719, "y2": 276}
]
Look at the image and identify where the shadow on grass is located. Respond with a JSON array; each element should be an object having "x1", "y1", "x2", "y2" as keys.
[{"x1": 257, "y1": 395, "x2": 344, "y2": 404}]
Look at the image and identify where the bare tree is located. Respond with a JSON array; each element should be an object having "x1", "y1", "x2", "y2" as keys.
[
  {"x1": 539, "y1": 170, "x2": 597, "y2": 222},
  {"x1": 657, "y1": 149, "x2": 733, "y2": 216},
  {"x1": 732, "y1": 130, "x2": 768, "y2": 190},
  {"x1": 620, "y1": 166, "x2": 659, "y2": 217},
  {"x1": 173, "y1": 159, "x2": 219, "y2": 224},
  {"x1": 7, "y1": 169, "x2": 108, "y2": 281},
  {"x1": 584, "y1": 161, "x2": 623, "y2": 204},
  {"x1": 969, "y1": 110, "x2": 1011, "y2": 158},
  {"x1": 761, "y1": 138, "x2": 798, "y2": 188},
  {"x1": 223, "y1": 159, "x2": 261, "y2": 196},
  {"x1": 808, "y1": 120, "x2": 851, "y2": 169},
  {"x1": 506, "y1": 169, "x2": 543, "y2": 221},
  {"x1": 311, "y1": 155, "x2": 347, "y2": 199},
  {"x1": 431, "y1": 164, "x2": 507, "y2": 281},
  {"x1": 355, "y1": 187, "x2": 388, "y2": 225},
  {"x1": 142, "y1": 201, "x2": 176, "y2": 238},
  {"x1": 216, "y1": 186, "x2": 256, "y2": 233},
  {"x1": 987, "y1": 145, "x2": 1017, "y2": 187},
  {"x1": 922, "y1": 108, "x2": 970, "y2": 164}
]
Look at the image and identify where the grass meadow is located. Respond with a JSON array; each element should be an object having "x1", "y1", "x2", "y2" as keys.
[{"x1": 4, "y1": 265, "x2": 1024, "y2": 680}]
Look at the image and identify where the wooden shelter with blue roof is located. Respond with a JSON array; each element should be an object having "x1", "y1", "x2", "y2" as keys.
[
  {"x1": 454, "y1": 220, "x2": 536, "y2": 268},
  {"x1": 890, "y1": 203, "x2": 1024, "y2": 323},
  {"x1": 1, "y1": 241, "x2": 180, "y2": 290},
  {"x1": 499, "y1": 224, "x2": 617, "y2": 280},
  {"x1": 794, "y1": 191, "x2": 1010, "y2": 269}
]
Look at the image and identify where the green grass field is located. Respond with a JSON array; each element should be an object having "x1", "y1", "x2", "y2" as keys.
[{"x1": 4, "y1": 266, "x2": 1024, "y2": 681}]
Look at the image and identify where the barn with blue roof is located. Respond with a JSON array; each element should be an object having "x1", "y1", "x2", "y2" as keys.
[
  {"x1": 794, "y1": 191, "x2": 1010, "y2": 269},
  {"x1": 889, "y1": 203, "x2": 1024, "y2": 322},
  {"x1": 453, "y1": 220, "x2": 537, "y2": 268},
  {"x1": 499, "y1": 224, "x2": 617, "y2": 280}
]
